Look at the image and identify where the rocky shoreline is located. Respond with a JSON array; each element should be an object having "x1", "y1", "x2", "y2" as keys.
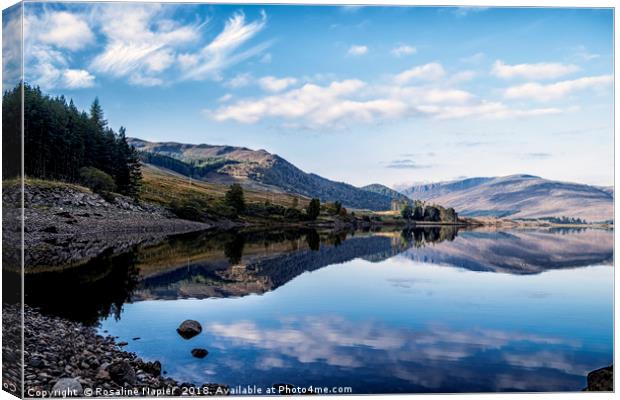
[
  {"x1": 3, "y1": 182, "x2": 218, "y2": 272},
  {"x1": 584, "y1": 365, "x2": 613, "y2": 391},
  {"x1": 3, "y1": 303, "x2": 227, "y2": 397}
]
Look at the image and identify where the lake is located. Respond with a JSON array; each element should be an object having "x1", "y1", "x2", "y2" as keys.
[{"x1": 25, "y1": 227, "x2": 613, "y2": 393}]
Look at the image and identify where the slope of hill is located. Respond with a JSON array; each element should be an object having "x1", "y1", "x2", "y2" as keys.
[
  {"x1": 361, "y1": 184, "x2": 410, "y2": 202},
  {"x1": 402, "y1": 174, "x2": 613, "y2": 222},
  {"x1": 130, "y1": 138, "x2": 400, "y2": 211}
]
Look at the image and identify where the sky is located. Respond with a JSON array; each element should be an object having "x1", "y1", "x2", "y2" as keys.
[{"x1": 4, "y1": 3, "x2": 614, "y2": 187}]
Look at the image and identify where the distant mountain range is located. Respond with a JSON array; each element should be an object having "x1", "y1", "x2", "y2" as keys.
[
  {"x1": 131, "y1": 138, "x2": 613, "y2": 222},
  {"x1": 129, "y1": 138, "x2": 400, "y2": 211},
  {"x1": 401, "y1": 174, "x2": 613, "y2": 222}
]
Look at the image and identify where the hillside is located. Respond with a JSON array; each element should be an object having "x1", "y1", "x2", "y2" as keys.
[
  {"x1": 402, "y1": 174, "x2": 613, "y2": 222},
  {"x1": 130, "y1": 138, "x2": 400, "y2": 211},
  {"x1": 361, "y1": 184, "x2": 410, "y2": 202}
]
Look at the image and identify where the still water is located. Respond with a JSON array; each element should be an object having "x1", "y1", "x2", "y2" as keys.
[{"x1": 27, "y1": 227, "x2": 613, "y2": 393}]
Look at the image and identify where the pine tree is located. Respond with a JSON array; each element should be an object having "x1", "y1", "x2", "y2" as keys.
[
  {"x1": 306, "y1": 198, "x2": 321, "y2": 220},
  {"x1": 5, "y1": 84, "x2": 143, "y2": 194},
  {"x1": 225, "y1": 184, "x2": 246, "y2": 215}
]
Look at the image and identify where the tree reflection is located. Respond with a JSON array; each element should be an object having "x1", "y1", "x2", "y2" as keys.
[
  {"x1": 306, "y1": 230, "x2": 320, "y2": 251},
  {"x1": 224, "y1": 234, "x2": 246, "y2": 265}
]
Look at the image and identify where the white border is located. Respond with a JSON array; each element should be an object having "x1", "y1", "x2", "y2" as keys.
[{"x1": 0, "y1": 1, "x2": 616, "y2": 400}]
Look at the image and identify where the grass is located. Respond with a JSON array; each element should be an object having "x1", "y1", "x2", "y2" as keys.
[
  {"x1": 3, "y1": 177, "x2": 92, "y2": 193},
  {"x1": 139, "y1": 164, "x2": 312, "y2": 221}
]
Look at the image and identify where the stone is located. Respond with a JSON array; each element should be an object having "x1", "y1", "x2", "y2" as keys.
[
  {"x1": 117, "y1": 341, "x2": 129, "y2": 347},
  {"x1": 142, "y1": 361, "x2": 162, "y2": 376},
  {"x1": 29, "y1": 357, "x2": 45, "y2": 368},
  {"x1": 108, "y1": 361, "x2": 137, "y2": 385},
  {"x1": 51, "y1": 378, "x2": 83, "y2": 397},
  {"x1": 95, "y1": 368, "x2": 110, "y2": 381},
  {"x1": 585, "y1": 365, "x2": 613, "y2": 391},
  {"x1": 176, "y1": 320, "x2": 202, "y2": 339},
  {"x1": 191, "y1": 348, "x2": 208, "y2": 359}
]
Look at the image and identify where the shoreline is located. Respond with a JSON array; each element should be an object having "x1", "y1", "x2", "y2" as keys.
[
  {"x1": 3, "y1": 303, "x2": 227, "y2": 397},
  {"x1": 5, "y1": 179, "x2": 610, "y2": 274}
]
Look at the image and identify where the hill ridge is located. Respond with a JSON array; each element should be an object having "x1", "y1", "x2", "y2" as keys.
[
  {"x1": 130, "y1": 138, "x2": 401, "y2": 211},
  {"x1": 402, "y1": 175, "x2": 613, "y2": 222}
]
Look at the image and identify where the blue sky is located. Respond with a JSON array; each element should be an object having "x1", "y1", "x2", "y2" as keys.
[{"x1": 10, "y1": 3, "x2": 614, "y2": 187}]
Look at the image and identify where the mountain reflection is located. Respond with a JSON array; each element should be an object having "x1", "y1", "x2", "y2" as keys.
[
  {"x1": 25, "y1": 227, "x2": 613, "y2": 325},
  {"x1": 401, "y1": 228, "x2": 613, "y2": 274}
]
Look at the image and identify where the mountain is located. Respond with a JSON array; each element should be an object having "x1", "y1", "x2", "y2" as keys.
[
  {"x1": 401, "y1": 174, "x2": 613, "y2": 222},
  {"x1": 129, "y1": 138, "x2": 400, "y2": 211},
  {"x1": 361, "y1": 184, "x2": 410, "y2": 202}
]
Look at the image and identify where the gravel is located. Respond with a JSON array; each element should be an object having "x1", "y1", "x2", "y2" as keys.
[
  {"x1": 2, "y1": 184, "x2": 214, "y2": 271},
  {"x1": 2, "y1": 303, "x2": 227, "y2": 397}
]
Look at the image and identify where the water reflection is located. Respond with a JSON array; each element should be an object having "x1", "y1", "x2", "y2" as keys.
[
  {"x1": 25, "y1": 249, "x2": 140, "y2": 325},
  {"x1": 24, "y1": 226, "x2": 613, "y2": 392},
  {"x1": 25, "y1": 227, "x2": 613, "y2": 326},
  {"x1": 98, "y1": 261, "x2": 612, "y2": 393},
  {"x1": 403, "y1": 228, "x2": 613, "y2": 274}
]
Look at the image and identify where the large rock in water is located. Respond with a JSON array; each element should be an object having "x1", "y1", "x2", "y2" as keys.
[
  {"x1": 191, "y1": 348, "x2": 209, "y2": 359},
  {"x1": 51, "y1": 378, "x2": 83, "y2": 396},
  {"x1": 584, "y1": 365, "x2": 613, "y2": 391},
  {"x1": 177, "y1": 320, "x2": 202, "y2": 339}
]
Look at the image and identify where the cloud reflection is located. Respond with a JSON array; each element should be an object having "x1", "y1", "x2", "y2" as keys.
[{"x1": 204, "y1": 316, "x2": 596, "y2": 391}]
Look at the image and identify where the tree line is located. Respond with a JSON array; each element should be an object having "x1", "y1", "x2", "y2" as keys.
[
  {"x1": 401, "y1": 201, "x2": 458, "y2": 223},
  {"x1": 2, "y1": 83, "x2": 142, "y2": 197}
]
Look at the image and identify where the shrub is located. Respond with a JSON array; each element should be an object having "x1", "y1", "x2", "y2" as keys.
[
  {"x1": 284, "y1": 207, "x2": 303, "y2": 220},
  {"x1": 169, "y1": 200, "x2": 205, "y2": 221},
  {"x1": 79, "y1": 167, "x2": 116, "y2": 194}
]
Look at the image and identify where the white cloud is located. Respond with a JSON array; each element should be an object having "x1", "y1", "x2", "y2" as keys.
[
  {"x1": 29, "y1": 11, "x2": 95, "y2": 51},
  {"x1": 180, "y1": 11, "x2": 269, "y2": 81},
  {"x1": 3, "y1": 8, "x2": 23, "y2": 89},
  {"x1": 394, "y1": 62, "x2": 445, "y2": 84},
  {"x1": 492, "y1": 60, "x2": 580, "y2": 80},
  {"x1": 460, "y1": 52, "x2": 485, "y2": 64},
  {"x1": 503, "y1": 75, "x2": 613, "y2": 101},
  {"x1": 258, "y1": 76, "x2": 298, "y2": 92},
  {"x1": 128, "y1": 74, "x2": 163, "y2": 87},
  {"x1": 391, "y1": 44, "x2": 417, "y2": 57},
  {"x1": 452, "y1": 7, "x2": 490, "y2": 17},
  {"x1": 573, "y1": 45, "x2": 600, "y2": 61},
  {"x1": 206, "y1": 67, "x2": 558, "y2": 128},
  {"x1": 209, "y1": 79, "x2": 372, "y2": 125},
  {"x1": 347, "y1": 45, "x2": 368, "y2": 56},
  {"x1": 380, "y1": 86, "x2": 473, "y2": 105},
  {"x1": 449, "y1": 70, "x2": 477, "y2": 83},
  {"x1": 218, "y1": 93, "x2": 233, "y2": 103},
  {"x1": 23, "y1": 9, "x2": 98, "y2": 90},
  {"x1": 418, "y1": 102, "x2": 562, "y2": 120},
  {"x1": 26, "y1": 5, "x2": 269, "y2": 88},
  {"x1": 225, "y1": 73, "x2": 253, "y2": 88},
  {"x1": 26, "y1": 43, "x2": 95, "y2": 90},
  {"x1": 62, "y1": 69, "x2": 96, "y2": 88},
  {"x1": 91, "y1": 4, "x2": 202, "y2": 85}
]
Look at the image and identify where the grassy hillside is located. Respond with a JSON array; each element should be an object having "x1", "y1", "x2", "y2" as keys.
[
  {"x1": 130, "y1": 138, "x2": 399, "y2": 211},
  {"x1": 140, "y1": 164, "x2": 312, "y2": 223}
]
